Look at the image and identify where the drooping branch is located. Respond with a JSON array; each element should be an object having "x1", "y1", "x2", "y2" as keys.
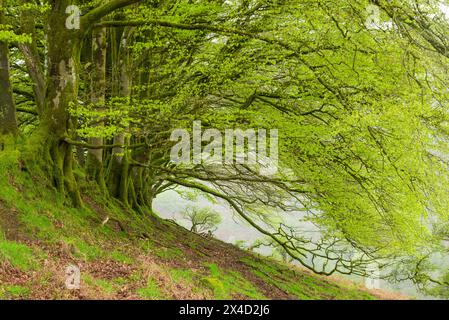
[
  {"x1": 63, "y1": 137, "x2": 145, "y2": 150},
  {"x1": 81, "y1": 0, "x2": 143, "y2": 30},
  {"x1": 371, "y1": 0, "x2": 449, "y2": 59},
  {"x1": 95, "y1": 19, "x2": 339, "y2": 55},
  {"x1": 166, "y1": 177, "x2": 377, "y2": 277}
]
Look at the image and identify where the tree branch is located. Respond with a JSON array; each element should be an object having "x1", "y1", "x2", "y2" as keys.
[
  {"x1": 95, "y1": 19, "x2": 338, "y2": 55},
  {"x1": 63, "y1": 137, "x2": 145, "y2": 150},
  {"x1": 81, "y1": 0, "x2": 143, "y2": 30},
  {"x1": 166, "y1": 177, "x2": 373, "y2": 276}
]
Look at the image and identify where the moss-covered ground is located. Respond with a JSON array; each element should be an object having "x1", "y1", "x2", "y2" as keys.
[{"x1": 0, "y1": 151, "x2": 401, "y2": 300}]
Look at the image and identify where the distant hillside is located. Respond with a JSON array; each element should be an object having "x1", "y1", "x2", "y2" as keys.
[{"x1": 0, "y1": 152, "x2": 403, "y2": 300}]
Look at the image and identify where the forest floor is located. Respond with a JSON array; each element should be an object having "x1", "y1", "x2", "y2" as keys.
[{"x1": 0, "y1": 151, "x2": 407, "y2": 300}]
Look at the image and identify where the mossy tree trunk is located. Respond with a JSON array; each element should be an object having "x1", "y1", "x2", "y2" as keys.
[
  {"x1": 86, "y1": 26, "x2": 107, "y2": 191},
  {"x1": 15, "y1": 0, "x2": 141, "y2": 206},
  {"x1": 36, "y1": 0, "x2": 82, "y2": 206},
  {"x1": 0, "y1": 0, "x2": 18, "y2": 140},
  {"x1": 107, "y1": 27, "x2": 133, "y2": 206}
]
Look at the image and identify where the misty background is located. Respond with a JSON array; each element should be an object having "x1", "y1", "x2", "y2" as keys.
[{"x1": 153, "y1": 189, "x2": 439, "y2": 299}]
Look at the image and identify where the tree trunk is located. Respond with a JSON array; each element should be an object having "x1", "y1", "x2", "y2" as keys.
[
  {"x1": 0, "y1": 0, "x2": 18, "y2": 139},
  {"x1": 34, "y1": 1, "x2": 82, "y2": 206},
  {"x1": 86, "y1": 27, "x2": 107, "y2": 191},
  {"x1": 18, "y1": 0, "x2": 46, "y2": 114},
  {"x1": 107, "y1": 27, "x2": 133, "y2": 205}
]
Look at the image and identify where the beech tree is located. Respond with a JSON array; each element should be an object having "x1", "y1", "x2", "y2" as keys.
[
  {"x1": 1, "y1": 0, "x2": 449, "y2": 296},
  {"x1": 182, "y1": 206, "x2": 222, "y2": 234},
  {"x1": 0, "y1": 0, "x2": 17, "y2": 138}
]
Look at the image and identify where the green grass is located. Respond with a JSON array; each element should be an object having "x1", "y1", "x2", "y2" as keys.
[
  {"x1": 241, "y1": 257, "x2": 376, "y2": 300},
  {"x1": 201, "y1": 263, "x2": 266, "y2": 300},
  {"x1": 110, "y1": 250, "x2": 134, "y2": 264},
  {"x1": 83, "y1": 275, "x2": 116, "y2": 295},
  {"x1": 0, "y1": 239, "x2": 39, "y2": 271},
  {"x1": 154, "y1": 246, "x2": 184, "y2": 260},
  {"x1": 169, "y1": 267, "x2": 211, "y2": 296},
  {"x1": 0, "y1": 149, "x2": 381, "y2": 300},
  {"x1": 170, "y1": 268, "x2": 196, "y2": 283},
  {"x1": 72, "y1": 239, "x2": 103, "y2": 261},
  {"x1": 20, "y1": 212, "x2": 55, "y2": 241},
  {"x1": 0, "y1": 285, "x2": 31, "y2": 299},
  {"x1": 137, "y1": 278, "x2": 163, "y2": 299}
]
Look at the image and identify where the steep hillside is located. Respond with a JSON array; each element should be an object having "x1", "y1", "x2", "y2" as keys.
[{"x1": 0, "y1": 151, "x2": 400, "y2": 300}]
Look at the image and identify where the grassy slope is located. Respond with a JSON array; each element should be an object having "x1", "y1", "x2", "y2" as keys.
[{"x1": 0, "y1": 151, "x2": 398, "y2": 300}]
